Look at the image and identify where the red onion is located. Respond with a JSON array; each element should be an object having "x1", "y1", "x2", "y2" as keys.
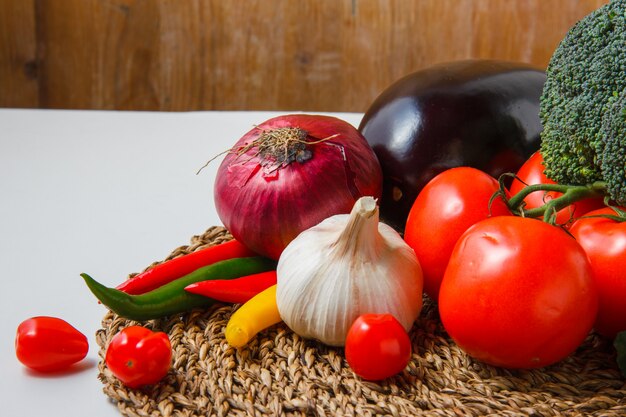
[{"x1": 214, "y1": 114, "x2": 383, "y2": 260}]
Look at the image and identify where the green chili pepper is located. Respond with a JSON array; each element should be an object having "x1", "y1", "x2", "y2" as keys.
[{"x1": 81, "y1": 257, "x2": 276, "y2": 321}]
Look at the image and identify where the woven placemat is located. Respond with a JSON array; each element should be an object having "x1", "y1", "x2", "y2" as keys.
[{"x1": 96, "y1": 226, "x2": 626, "y2": 417}]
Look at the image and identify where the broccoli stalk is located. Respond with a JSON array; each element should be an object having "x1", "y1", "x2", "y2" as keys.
[{"x1": 538, "y1": 0, "x2": 626, "y2": 205}]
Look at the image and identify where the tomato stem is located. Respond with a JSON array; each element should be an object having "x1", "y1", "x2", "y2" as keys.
[
  {"x1": 575, "y1": 205, "x2": 626, "y2": 223},
  {"x1": 504, "y1": 180, "x2": 608, "y2": 224}
]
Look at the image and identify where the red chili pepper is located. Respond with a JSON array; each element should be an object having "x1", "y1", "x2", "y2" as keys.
[
  {"x1": 184, "y1": 270, "x2": 277, "y2": 304},
  {"x1": 116, "y1": 239, "x2": 256, "y2": 295}
]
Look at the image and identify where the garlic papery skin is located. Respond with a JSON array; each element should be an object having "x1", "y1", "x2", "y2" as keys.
[{"x1": 276, "y1": 196, "x2": 424, "y2": 347}]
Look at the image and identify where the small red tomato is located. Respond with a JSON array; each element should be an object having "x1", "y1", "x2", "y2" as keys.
[
  {"x1": 404, "y1": 167, "x2": 511, "y2": 300},
  {"x1": 15, "y1": 316, "x2": 89, "y2": 372},
  {"x1": 345, "y1": 314, "x2": 411, "y2": 381},
  {"x1": 105, "y1": 326, "x2": 172, "y2": 389},
  {"x1": 510, "y1": 151, "x2": 604, "y2": 226},
  {"x1": 570, "y1": 207, "x2": 626, "y2": 339},
  {"x1": 439, "y1": 216, "x2": 598, "y2": 369}
]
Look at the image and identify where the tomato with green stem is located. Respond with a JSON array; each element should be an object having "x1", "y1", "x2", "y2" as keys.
[
  {"x1": 509, "y1": 151, "x2": 604, "y2": 226},
  {"x1": 570, "y1": 207, "x2": 626, "y2": 339},
  {"x1": 15, "y1": 316, "x2": 89, "y2": 372},
  {"x1": 344, "y1": 314, "x2": 411, "y2": 381},
  {"x1": 404, "y1": 167, "x2": 511, "y2": 301},
  {"x1": 439, "y1": 216, "x2": 598, "y2": 369},
  {"x1": 105, "y1": 326, "x2": 172, "y2": 389}
]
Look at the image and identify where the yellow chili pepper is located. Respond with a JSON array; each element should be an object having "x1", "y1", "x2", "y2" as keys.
[{"x1": 225, "y1": 284, "x2": 282, "y2": 347}]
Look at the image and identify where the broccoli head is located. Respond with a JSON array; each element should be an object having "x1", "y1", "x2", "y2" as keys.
[
  {"x1": 601, "y1": 91, "x2": 626, "y2": 204},
  {"x1": 539, "y1": 0, "x2": 626, "y2": 203}
]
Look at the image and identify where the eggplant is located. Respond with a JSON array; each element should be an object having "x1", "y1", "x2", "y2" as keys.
[{"x1": 358, "y1": 59, "x2": 545, "y2": 232}]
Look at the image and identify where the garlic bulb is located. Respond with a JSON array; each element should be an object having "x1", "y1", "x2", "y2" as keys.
[{"x1": 276, "y1": 196, "x2": 423, "y2": 346}]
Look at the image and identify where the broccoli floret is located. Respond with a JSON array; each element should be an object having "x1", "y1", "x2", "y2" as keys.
[
  {"x1": 601, "y1": 91, "x2": 626, "y2": 203},
  {"x1": 539, "y1": 0, "x2": 626, "y2": 203}
]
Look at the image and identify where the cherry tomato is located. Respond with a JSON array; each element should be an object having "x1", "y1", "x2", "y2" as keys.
[
  {"x1": 105, "y1": 326, "x2": 172, "y2": 389},
  {"x1": 344, "y1": 314, "x2": 411, "y2": 381},
  {"x1": 439, "y1": 216, "x2": 598, "y2": 369},
  {"x1": 570, "y1": 207, "x2": 626, "y2": 339},
  {"x1": 404, "y1": 167, "x2": 511, "y2": 300},
  {"x1": 510, "y1": 151, "x2": 604, "y2": 226},
  {"x1": 15, "y1": 316, "x2": 89, "y2": 372}
]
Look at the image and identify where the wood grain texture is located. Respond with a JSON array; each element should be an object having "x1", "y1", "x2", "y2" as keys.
[
  {"x1": 0, "y1": 0, "x2": 610, "y2": 112},
  {"x1": 0, "y1": 0, "x2": 37, "y2": 107}
]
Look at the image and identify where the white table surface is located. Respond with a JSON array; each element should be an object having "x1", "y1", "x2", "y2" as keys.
[{"x1": 0, "y1": 109, "x2": 362, "y2": 416}]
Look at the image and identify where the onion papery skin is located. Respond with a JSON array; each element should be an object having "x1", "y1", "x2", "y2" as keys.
[{"x1": 214, "y1": 114, "x2": 383, "y2": 260}]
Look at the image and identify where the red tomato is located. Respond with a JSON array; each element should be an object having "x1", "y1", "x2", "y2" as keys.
[
  {"x1": 439, "y1": 216, "x2": 598, "y2": 369},
  {"x1": 105, "y1": 326, "x2": 172, "y2": 389},
  {"x1": 404, "y1": 167, "x2": 511, "y2": 300},
  {"x1": 570, "y1": 207, "x2": 626, "y2": 339},
  {"x1": 15, "y1": 316, "x2": 89, "y2": 372},
  {"x1": 510, "y1": 151, "x2": 604, "y2": 226},
  {"x1": 344, "y1": 314, "x2": 411, "y2": 381}
]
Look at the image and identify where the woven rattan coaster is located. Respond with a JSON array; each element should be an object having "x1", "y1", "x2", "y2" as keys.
[{"x1": 96, "y1": 226, "x2": 626, "y2": 417}]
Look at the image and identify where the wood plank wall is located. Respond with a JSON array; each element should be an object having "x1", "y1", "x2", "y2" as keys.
[{"x1": 0, "y1": 0, "x2": 609, "y2": 112}]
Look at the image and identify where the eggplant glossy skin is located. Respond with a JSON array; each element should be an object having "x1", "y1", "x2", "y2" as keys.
[{"x1": 359, "y1": 60, "x2": 545, "y2": 232}]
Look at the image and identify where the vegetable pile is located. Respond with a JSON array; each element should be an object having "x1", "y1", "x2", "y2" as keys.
[{"x1": 17, "y1": 0, "x2": 626, "y2": 393}]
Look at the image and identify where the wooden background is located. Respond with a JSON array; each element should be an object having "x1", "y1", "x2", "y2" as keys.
[{"x1": 0, "y1": 0, "x2": 609, "y2": 112}]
